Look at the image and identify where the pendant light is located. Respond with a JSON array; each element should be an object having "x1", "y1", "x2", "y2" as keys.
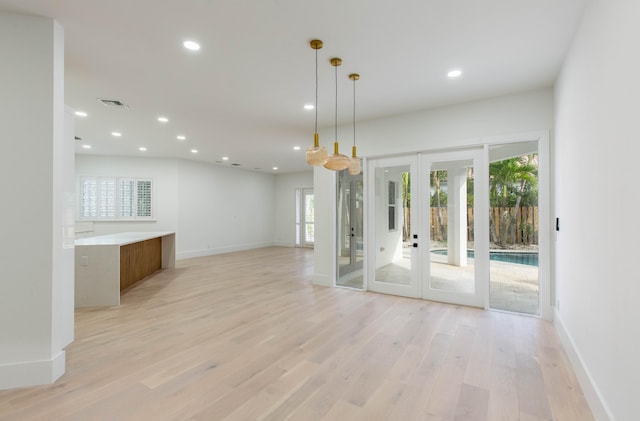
[
  {"x1": 323, "y1": 57, "x2": 350, "y2": 171},
  {"x1": 348, "y1": 73, "x2": 361, "y2": 175},
  {"x1": 306, "y1": 40, "x2": 328, "y2": 166}
]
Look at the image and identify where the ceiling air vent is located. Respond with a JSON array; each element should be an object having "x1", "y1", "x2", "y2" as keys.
[{"x1": 98, "y1": 98, "x2": 129, "y2": 108}]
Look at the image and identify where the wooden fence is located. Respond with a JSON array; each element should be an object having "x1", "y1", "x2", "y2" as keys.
[{"x1": 429, "y1": 206, "x2": 538, "y2": 245}]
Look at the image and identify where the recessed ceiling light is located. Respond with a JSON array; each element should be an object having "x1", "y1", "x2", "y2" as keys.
[
  {"x1": 304, "y1": 104, "x2": 314, "y2": 110},
  {"x1": 81, "y1": 144, "x2": 91, "y2": 149},
  {"x1": 191, "y1": 149, "x2": 198, "y2": 154},
  {"x1": 157, "y1": 116, "x2": 169, "y2": 123},
  {"x1": 183, "y1": 40, "x2": 201, "y2": 51},
  {"x1": 75, "y1": 111, "x2": 88, "y2": 117},
  {"x1": 447, "y1": 69, "x2": 463, "y2": 78},
  {"x1": 177, "y1": 135, "x2": 186, "y2": 141},
  {"x1": 222, "y1": 156, "x2": 229, "y2": 161},
  {"x1": 139, "y1": 147, "x2": 147, "y2": 151},
  {"x1": 293, "y1": 146, "x2": 301, "y2": 151},
  {"x1": 112, "y1": 132, "x2": 122, "y2": 137},
  {"x1": 272, "y1": 167, "x2": 278, "y2": 171}
]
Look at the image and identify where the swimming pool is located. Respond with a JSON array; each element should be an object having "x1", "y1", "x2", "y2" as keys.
[{"x1": 431, "y1": 249, "x2": 538, "y2": 267}]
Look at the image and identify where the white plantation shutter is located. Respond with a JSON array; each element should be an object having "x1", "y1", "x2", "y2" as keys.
[
  {"x1": 137, "y1": 179, "x2": 152, "y2": 218},
  {"x1": 78, "y1": 176, "x2": 154, "y2": 220},
  {"x1": 99, "y1": 178, "x2": 117, "y2": 218},
  {"x1": 119, "y1": 179, "x2": 135, "y2": 218},
  {"x1": 80, "y1": 177, "x2": 98, "y2": 218}
]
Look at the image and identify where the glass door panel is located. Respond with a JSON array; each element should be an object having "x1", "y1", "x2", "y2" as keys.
[
  {"x1": 337, "y1": 170, "x2": 364, "y2": 289},
  {"x1": 488, "y1": 141, "x2": 540, "y2": 315},
  {"x1": 422, "y1": 149, "x2": 488, "y2": 308},
  {"x1": 367, "y1": 156, "x2": 419, "y2": 298},
  {"x1": 428, "y1": 161, "x2": 475, "y2": 293}
]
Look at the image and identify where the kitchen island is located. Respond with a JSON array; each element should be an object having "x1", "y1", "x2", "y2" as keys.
[{"x1": 75, "y1": 232, "x2": 175, "y2": 307}]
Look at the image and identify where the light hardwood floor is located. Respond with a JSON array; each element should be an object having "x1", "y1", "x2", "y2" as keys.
[{"x1": 0, "y1": 247, "x2": 593, "y2": 420}]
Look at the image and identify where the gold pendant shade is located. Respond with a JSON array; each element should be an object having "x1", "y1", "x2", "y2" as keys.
[{"x1": 306, "y1": 133, "x2": 328, "y2": 166}]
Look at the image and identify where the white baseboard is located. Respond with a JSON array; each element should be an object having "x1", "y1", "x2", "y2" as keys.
[
  {"x1": 0, "y1": 351, "x2": 65, "y2": 391},
  {"x1": 554, "y1": 312, "x2": 612, "y2": 421},
  {"x1": 177, "y1": 242, "x2": 276, "y2": 260},
  {"x1": 312, "y1": 273, "x2": 332, "y2": 287}
]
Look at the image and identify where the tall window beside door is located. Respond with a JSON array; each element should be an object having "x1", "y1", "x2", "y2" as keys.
[
  {"x1": 388, "y1": 181, "x2": 397, "y2": 231},
  {"x1": 78, "y1": 176, "x2": 154, "y2": 221}
]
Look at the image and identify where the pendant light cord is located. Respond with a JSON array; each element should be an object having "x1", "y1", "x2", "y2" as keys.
[
  {"x1": 314, "y1": 47, "x2": 318, "y2": 134},
  {"x1": 352, "y1": 77, "x2": 356, "y2": 147},
  {"x1": 334, "y1": 63, "x2": 338, "y2": 141}
]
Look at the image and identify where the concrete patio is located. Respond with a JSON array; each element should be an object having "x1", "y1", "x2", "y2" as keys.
[{"x1": 338, "y1": 251, "x2": 539, "y2": 315}]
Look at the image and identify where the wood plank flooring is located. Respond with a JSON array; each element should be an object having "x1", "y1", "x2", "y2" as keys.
[{"x1": 0, "y1": 247, "x2": 593, "y2": 420}]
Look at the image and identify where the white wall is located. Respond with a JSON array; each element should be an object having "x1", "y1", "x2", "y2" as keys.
[
  {"x1": 554, "y1": 1, "x2": 640, "y2": 419},
  {"x1": 273, "y1": 171, "x2": 313, "y2": 247},
  {"x1": 0, "y1": 13, "x2": 71, "y2": 389},
  {"x1": 314, "y1": 89, "x2": 554, "y2": 286},
  {"x1": 176, "y1": 159, "x2": 276, "y2": 258},
  {"x1": 353, "y1": 88, "x2": 553, "y2": 157},
  {"x1": 76, "y1": 155, "x2": 277, "y2": 259}
]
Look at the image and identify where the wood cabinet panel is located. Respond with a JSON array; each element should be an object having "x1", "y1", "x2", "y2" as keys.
[{"x1": 119, "y1": 237, "x2": 162, "y2": 291}]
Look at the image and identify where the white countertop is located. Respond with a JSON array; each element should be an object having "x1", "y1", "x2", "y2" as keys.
[{"x1": 75, "y1": 232, "x2": 175, "y2": 246}]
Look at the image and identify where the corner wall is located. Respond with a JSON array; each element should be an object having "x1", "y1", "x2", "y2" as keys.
[
  {"x1": 554, "y1": 0, "x2": 640, "y2": 419},
  {"x1": 0, "y1": 13, "x2": 71, "y2": 389}
]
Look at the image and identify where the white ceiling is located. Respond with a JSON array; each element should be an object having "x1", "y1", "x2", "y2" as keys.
[{"x1": 0, "y1": 0, "x2": 586, "y2": 173}]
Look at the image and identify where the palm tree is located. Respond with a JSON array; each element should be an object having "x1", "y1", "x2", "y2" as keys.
[
  {"x1": 402, "y1": 172, "x2": 411, "y2": 241},
  {"x1": 431, "y1": 170, "x2": 448, "y2": 242},
  {"x1": 489, "y1": 155, "x2": 537, "y2": 245}
]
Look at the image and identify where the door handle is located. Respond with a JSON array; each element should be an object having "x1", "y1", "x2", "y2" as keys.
[{"x1": 412, "y1": 243, "x2": 418, "y2": 248}]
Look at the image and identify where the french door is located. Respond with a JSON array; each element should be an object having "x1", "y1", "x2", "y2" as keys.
[
  {"x1": 366, "y1": 150, "x2": 488, "y2": 308},
  {"x1": 367, "y1": 156, "x2": 419, "y2": 297}
]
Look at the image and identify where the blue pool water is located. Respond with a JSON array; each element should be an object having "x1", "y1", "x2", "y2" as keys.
[{"x1": 431, "y1": 249, "x2": 538, "y2": 267}]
